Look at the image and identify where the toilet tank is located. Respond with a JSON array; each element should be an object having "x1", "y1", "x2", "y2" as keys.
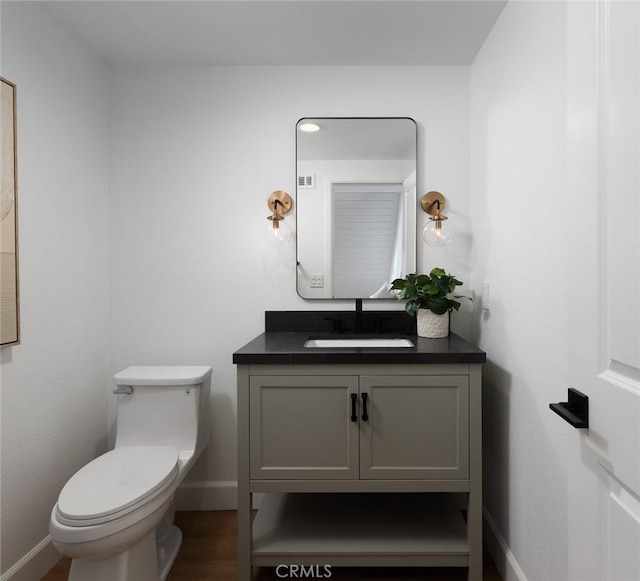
[{"x1": 113, "y1": 366, "x2": 212, "y2": 461}]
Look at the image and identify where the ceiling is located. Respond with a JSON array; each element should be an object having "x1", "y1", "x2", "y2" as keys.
[{"x1": 36, "y1": 0, "x2": 507, "y2": 66}]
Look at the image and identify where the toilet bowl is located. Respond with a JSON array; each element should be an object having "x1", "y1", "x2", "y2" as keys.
[{"x1": 50, "y1": 366, "x2": 212, "y2": 581}]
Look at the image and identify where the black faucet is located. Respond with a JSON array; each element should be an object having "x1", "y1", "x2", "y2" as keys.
[{"x1": 354, "y1": 299, "x2": 363, "y2": 334}]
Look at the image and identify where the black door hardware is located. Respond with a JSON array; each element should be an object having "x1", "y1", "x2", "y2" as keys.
[
  {"x1": 361, "y1": 393, "x2": 369, "y2": 422},
  {"x1": 549, "y1": 388, "x2": 589, "y2": 428},
  {"x1": 350, "y1": 393, "x2": 357, "y2": 422}
]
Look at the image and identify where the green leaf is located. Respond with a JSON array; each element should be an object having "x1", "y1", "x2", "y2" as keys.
[
  {"x1": 406, "y1": 301, "x2": 419, "y2": 317},
  {"x1": 428, "y1": 297, "x2": 449, "y2": 315},
  {"x1": 453, "y1": 294, "x2": 472, "y2": 301}
]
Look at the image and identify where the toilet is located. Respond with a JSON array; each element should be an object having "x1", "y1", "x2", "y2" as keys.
[{"x1": 50, "y1": 365, "x2": 212, "y2": 581}]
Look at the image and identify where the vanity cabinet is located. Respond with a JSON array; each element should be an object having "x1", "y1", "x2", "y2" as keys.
[
  {"x1": 250, "y1": 374, "x2": 469, "y2": 480},
  {"x1": 236, "y1": 360, "x2": 483, "y2": 581}
]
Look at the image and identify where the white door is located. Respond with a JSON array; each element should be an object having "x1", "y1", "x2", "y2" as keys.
[{"x1": 566, "y1": 1, "x2": 640, "y2": 579}]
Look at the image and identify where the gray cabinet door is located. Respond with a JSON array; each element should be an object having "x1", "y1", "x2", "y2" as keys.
[
  {"x1": 359, "y1": 375, "x2": 469, "y2": 479},
  {"x1": 250, "y1": 375, "x2": 359, "y2": 479}
]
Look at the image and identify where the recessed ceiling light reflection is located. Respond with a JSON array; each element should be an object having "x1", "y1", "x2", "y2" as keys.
[{"x1": 299, "y1": 123, "x2": 320, "y2": 132}]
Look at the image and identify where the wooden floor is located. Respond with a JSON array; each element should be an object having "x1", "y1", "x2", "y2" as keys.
[{"x1": 43, "y1": 510, "x2": 503, "y2": 580}]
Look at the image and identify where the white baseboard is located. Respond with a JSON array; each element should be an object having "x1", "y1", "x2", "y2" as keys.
[
  {"x1": 0, "y1": 535, "x2": 60, "y2": 581},
  {"x1": 483, "y1": 505, "x2": 528, "y2": 581},
  {"x1": 174, "y1": 480, "x2": 238, "y2": 510}
]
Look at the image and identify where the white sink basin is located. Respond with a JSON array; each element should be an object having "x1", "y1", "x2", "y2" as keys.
[{"x1": 304, "y1": 338, "x2": 414, "y2": 348}]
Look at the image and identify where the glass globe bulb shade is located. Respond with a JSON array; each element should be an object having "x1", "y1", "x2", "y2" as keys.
[
  {"x1": 422, "y1": 219, "x2": 454, "y2": 247},
  {"x1": 265, "y1": 219, "x2": 292, "y2": 246}
]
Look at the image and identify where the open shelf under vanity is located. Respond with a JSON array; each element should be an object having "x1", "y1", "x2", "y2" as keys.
[{"x1": 252, "y1": 492, "x2": 469, "y2": 567}]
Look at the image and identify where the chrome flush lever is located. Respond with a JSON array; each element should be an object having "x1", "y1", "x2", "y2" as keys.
[{"x1": 113, "y1": 386, "x2": 134, "y2": 395}]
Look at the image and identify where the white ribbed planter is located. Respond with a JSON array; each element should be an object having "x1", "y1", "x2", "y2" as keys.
[{"x1": 417, "y1": 309, "x2": 449, "y2": 338}]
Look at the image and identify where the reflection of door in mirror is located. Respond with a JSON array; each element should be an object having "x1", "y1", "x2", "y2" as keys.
[
  {"x1": 333, "y1": 183, "x2": 402, "y2": 298},
  {"x1": 296, "y1": 118, "x2": 417, "y2": 300}
]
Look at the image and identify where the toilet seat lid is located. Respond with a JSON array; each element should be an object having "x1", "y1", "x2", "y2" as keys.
[{"x1": 57, "y1": 446, "x2": 178, "y2": 522}]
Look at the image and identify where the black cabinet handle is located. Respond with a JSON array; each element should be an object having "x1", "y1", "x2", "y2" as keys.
[
  {"x1": 550, "y1": 388, "x2": 589, "y2": 428},
  {"x1": 361, "y1": 393, "x2": 369, "y2": 421},
  {"x1": 350, "y1": 393, "x2": 357, "y2": 422}
]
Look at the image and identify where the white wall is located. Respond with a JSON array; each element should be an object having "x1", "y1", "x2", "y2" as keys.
[
  {"x1": 469, "y1": 2, "x2": 572, "y2": 580},
  {"x1": 0, "y1": 3, "x2": 109, "y2": 578},
  {"x1": 107, "y1": 65, "x2": 473, "y2": 502}
]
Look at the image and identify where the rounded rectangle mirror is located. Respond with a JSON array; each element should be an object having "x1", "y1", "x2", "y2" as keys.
[{"x1": 296, "y1": 117, "x2": 417, "y2": 299}]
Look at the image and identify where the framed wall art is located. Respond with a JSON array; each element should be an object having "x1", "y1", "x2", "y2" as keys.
[{"x1": 1, "y1": 77, "x2": 19, "y2": 346}]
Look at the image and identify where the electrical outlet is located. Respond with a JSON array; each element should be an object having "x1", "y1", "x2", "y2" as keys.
[{"x1": 310, "y1": 274, "x2": 324, "y2": 288}]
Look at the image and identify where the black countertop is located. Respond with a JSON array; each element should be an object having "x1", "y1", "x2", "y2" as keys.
[{"x1": 232, "y1": 331, "x2": 486, "y2": 365}]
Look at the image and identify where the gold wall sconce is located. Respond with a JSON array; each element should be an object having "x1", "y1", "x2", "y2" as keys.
[
  {"x1": 420, "y1": 191, "x2": 454, "y2": 246},
  {"x1": 266, "y1": 190, "x2": 293, "y2": 245}
]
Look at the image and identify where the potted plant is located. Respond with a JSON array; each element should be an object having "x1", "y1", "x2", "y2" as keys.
[{"x1": 390, "y1": 268, "x2": 470, "y2": 338}]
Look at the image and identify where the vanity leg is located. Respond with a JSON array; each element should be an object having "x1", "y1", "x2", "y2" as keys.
[
  {"x1": 237, "y1": 367, "x2": 252, "y2": 581},
  {"x1": 467, "y1": 488, "x2": 482, "y2": 581},
  {"x1": 237, "y1": 488, "x2": 252, "y2": 581},
  {"x1": 467, "y1": 365, "x2": 483, "y2": 581}
]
